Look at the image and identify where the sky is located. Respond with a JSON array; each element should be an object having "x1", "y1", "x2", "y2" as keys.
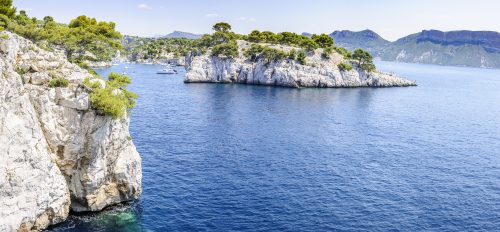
[{"x1": 14, "y1": 0, "x2": 500, "y2": 41}]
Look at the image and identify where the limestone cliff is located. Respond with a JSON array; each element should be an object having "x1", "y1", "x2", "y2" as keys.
[
  {"x1": 0, "y1": 32, "x2": 141, "y2": 231},
  {"x1": 185, "y1": 41, "x2": 415, "y2": 88},
  {"x1": 417, "y1": 30, "x2": 500, "y2": 53},
  {"x1": 328, "y1": 29, "x2": 500, "y2": 68}
]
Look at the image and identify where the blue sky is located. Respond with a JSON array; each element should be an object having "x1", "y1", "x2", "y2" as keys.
[{"x1": 14, "y1": 0, "x2": 500, "y2": 41}]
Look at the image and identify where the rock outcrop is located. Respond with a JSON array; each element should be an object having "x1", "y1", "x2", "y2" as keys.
[
  {"x1": 0, "y1": 31, "x2": 141, "y2": 231},
  {"x1": 185, "y1": 41, "x2": 415, "y2": 88}
]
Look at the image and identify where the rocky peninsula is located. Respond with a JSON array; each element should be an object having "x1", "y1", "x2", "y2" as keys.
[
  {"x1": 185, "y1": 40, "x2": 416, "y2": 88},
  {"x1": 0, "y1": 31, "x2": 141, "y2": 231}
]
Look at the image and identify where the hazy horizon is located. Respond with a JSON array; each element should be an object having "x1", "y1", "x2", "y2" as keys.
[{"x1": 15, "y1": 0, "x2": 500, "y2": 41}]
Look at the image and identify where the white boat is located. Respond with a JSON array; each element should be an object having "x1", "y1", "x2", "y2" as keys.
[{"x1": 156, "y1": 66, "x2": 177, "y2": 74}]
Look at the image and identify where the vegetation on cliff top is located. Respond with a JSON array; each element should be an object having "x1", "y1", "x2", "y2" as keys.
[
  {"x1": 122, "y1": 22, "x2": 376, "y2": 72},
  {"x1": 352, "y1": 49, "x2": 375, "y2": 72},
  {"x1": 123, "y1": 36, "x2": 196, "y2": 61},
  {"x1": 0, "y1": 0, "x2": 122, "y2": 64},
  {"x1": 48, "y1": 75, "x2": 69, "y2": 88},
  {"x1": 85, "y1": 73, "x2": 138, "y2": 119},
  {"x1": 0, "y1": 0, "x2": 137, "y2": 119},
  {"x1": 0, "y1": 0, "x2": 15, "y2": 19},
  {"x1": 244, "y1": 44, "x2": 287, "y2": 63},
  {"x1": 337, "y1": 62, "x2": 353, "y2": 71},
  {"x1": 8, "y1": 13, "x2": 122, "y2": 63},
  {"x1": 193, "y1": 22, "x2": 376, "y2": 71}
]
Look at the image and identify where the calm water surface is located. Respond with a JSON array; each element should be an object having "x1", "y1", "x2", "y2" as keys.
[{"x1": 48, "y1": 61, "x2": 500, "y2": 231}]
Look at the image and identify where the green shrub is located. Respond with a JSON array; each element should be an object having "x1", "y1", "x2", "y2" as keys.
[
  {"x1": 243, "y1": 46, "x2": 256, "y2": 60},
  {"x1": 296, "y1": 51, "x2": 306, "y2": 65},
  {"x1": 197, "y1": 34, "x2": 215, "y2": 47},
  {"x1": 86, "y1": 73, "x2": 137, "y2": 119},
  {"x1": 332, "y1": 46, "x2": 352, "y2": 59},
  {"x1": 247, "y1": 30, "x2": 261, "y2": 42},
  {"x1": 321, "y1": 47, "x2": 334, "y2": 59},
  {"x1": 261, "y1": 47, "x2": 287, "y2": 63},
  {"x1": 288, "y1": 49, "x2": 297, "y2": 60},
  {"x1": 337, "y1": 62, "x2": 353, "y2": 71},
  {"x1": 8, "y1": 12, "x2": 122, "y2": 63},
  {"x1": 15, "y1": 66, "x2": 26, "y2": 75},
  {"x1": 0, "y1": 0, "x2": 16, "y2": 18},
  {"x1": 211, "y1": 41, "x2": 239, "y2": 59},
  {"x1": 90, "y1": 87, "x2": 126, "y2": 118},
  {"x1": 360, "y1": 63, "x2": 376, "y2": 72},
  {"x1": 0, "y1": 14, "x2": 9, "y2": 31},
  {"x1": 108, "y1": 72, "x2": 131, "y2": 86},
  {"x1": 83, "y1": 76, "x2": 102, "y2": 89},
  {"x1": 243, "y1": 44, "x2": 287, "y2": 63},
  {"x1": 74, "y1": 60, "x2": 98, "y2": 76},
  {"x1": 300, "y1": 39, "x2": 319, "y2": 52},
  {"x1": 49, "y1": 76, "x2": 69, "y2": 87},
  {"x1": 277, "y1": 32, "x2": 299, "y2": 45},
  {"x1": 247, "y1": 30, "x2": 280, "y2": 44},
  {"x1": 352, "y1": 49, "x2": 376, "y2": 72},
  {"x1": 311, "y1": 34, "x2": 334, "y2": 48},
  {"x1": 212, "y1": 22, "x2": 231, "y2": 33},
  {"x1": 243, "y1": 30, "x2": 337, "y2": 52}
]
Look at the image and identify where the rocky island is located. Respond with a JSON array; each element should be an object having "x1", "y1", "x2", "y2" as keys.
[
  {"x1": 185, "y1": 23, "x2": 415, "y2": 88},
  {"x1": 0, "y1": 11, "x2": 141, "y2": 231}
]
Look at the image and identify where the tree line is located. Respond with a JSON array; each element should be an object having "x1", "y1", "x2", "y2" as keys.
[
  {"x1": 0, "y1": 0, "x2": 122, "y2": 65},
  {"x1": 194, "y1": 22, "x2": 375, "y2": 72},
  {"x1": 123, "y1": 36, "x2": 196, "y2": 61},
  {"x1": 1, "y1": 0, "x2": 136, "y2": 119}
]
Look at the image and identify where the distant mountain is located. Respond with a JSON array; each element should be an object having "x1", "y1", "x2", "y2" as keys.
[
  {"x1": 301, "y1": 32, "x2": 313, "y2": 38},
  {"x1": 161, "y1": 31, "x2": 202, "y2": 39},
  {"x1": 382, "y1": 30, "x2": 500, "y2": 68},
  {"x1": 416, "y1": 30, "x2": 500, "y2": 52},
  {"x1": 329, "y1": 29, "x2": 500, "y2": 69},
  {"x1": 330, "y1": 30, "x2": 390, "y2": 55}
]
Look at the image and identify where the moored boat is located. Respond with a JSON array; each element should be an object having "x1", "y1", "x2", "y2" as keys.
[{"x1": 157, "y1": 65, "x2": 177, "y2": 74}]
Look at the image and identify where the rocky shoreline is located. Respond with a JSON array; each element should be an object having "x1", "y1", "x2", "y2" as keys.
[
  {"x1": 185, "y1": 41, "x2": 416, "y2": 88},
  {"x1": 0, "y1": 32, "x2": 141, "y2": 231}
]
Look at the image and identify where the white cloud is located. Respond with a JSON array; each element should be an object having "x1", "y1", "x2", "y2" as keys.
[
  {"x1": 138, "y1": 4, "x2": 152, "y2": 10},
  {"x1": 205, "y1": 13, "x2": 219, "y2": 17}
]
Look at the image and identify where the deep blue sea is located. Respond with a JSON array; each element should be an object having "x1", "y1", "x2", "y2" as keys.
[{"x1": 48, "y1": 61, "x2": 500, "y2": 231}]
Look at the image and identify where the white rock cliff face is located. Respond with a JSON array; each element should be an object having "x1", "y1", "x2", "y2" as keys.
[
  {"x1": 185, "y1": 41, "x2": 416, "y2": 88},
  {"x1": 0, "y1": 32, "x2": 141, "y2": 231}
]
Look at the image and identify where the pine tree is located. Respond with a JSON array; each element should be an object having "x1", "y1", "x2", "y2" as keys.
[{"x1": 0, "y1": 0, "x2": 16, "y2": 18}]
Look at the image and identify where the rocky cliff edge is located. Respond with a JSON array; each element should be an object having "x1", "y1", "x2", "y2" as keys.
[{"x1": 0, "y1": 31, "x2": 141, "y2": 231}]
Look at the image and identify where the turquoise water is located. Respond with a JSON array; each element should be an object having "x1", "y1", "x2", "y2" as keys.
[{"x1": 48, "y1": 61, "x2": 500, "y2": 231}]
